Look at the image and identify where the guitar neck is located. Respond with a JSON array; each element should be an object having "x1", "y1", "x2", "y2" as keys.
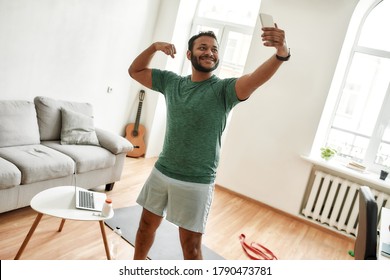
[{"x1": 134, "y1": 101, "x2": 143, "y2": 131}]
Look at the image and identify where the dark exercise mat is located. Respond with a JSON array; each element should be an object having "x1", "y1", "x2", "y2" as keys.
[{"x1": 104, "y1": 205, "x2": 224, "y2": 260}]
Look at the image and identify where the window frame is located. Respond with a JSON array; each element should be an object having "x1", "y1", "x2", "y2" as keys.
[{"x1": 318, "y1": 0, "x2": 390, "y2": 173}]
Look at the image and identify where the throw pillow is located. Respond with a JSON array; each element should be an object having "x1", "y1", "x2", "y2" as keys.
[
  {"x1": 34, "y1": 96, "x2": 95, "y2": 141},
  {"x1": 60, "y1": 108, "x2": 100, "y2": 146}
]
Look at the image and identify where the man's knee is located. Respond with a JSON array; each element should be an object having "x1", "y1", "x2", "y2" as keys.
[
  {"x1": 138, "y1": 208, "x2": 162, "y2": 233},
  {"x1": 179, "y1": 228, "x2": 203, "y2": 260},
  {"x1": 182, "y1": 243, "x2": 202, "y2": 259}
]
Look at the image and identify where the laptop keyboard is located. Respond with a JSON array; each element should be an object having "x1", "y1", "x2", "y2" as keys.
[{"x1": 79, "y1": 191, "x2": 95, "y2": 209}]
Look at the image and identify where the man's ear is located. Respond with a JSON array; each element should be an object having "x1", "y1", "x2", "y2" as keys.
[{"x1": 186, "y1": 50, "x2": 192, "y2": 60}]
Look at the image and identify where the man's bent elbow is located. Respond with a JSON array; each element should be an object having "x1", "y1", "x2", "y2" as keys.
[
  {"x1": 127, "y1": 68, "x2": 152, "y2": 89},
  {"x1": 128, "y1": 65, "x2": 136, "y2": 78}
]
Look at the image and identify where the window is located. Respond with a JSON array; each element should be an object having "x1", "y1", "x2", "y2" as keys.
[
  {"x1": 182, "y1": 0, "x2": 261, "y2": 78},
  {"x1": 321, "y1": 0, "x2": 390, "y2": 172}
]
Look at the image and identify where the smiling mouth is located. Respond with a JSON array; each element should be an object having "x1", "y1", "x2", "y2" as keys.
[{"x1": 200, "y1": 56, "x2": 215, "y2": 63}]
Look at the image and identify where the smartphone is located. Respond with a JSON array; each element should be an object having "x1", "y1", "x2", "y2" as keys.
[
  {"x1": 259, "y1": 13, "x2": 274, "y2": 28},
  {"x1": 381, "y1": 243, "x2": 390, "y2": 258}
]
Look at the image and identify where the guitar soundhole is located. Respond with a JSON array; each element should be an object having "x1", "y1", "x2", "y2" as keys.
[{"x1": 132, "y1": 130, "x2": 139, "y2": 137}]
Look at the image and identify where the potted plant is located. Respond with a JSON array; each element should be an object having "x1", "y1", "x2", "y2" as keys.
[{"x1": 320, "y1": 147, "x2": 337, "y2": 161}]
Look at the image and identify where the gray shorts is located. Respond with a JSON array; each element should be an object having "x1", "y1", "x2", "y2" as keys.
[{"x1": 136, "y1": 167, "x2": 215, "y2": 233}]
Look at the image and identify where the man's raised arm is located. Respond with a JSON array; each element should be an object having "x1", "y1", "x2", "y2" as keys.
[
  {"x1": 128, "y1": 42, "x2": 176, "y2": 88},
  {"x1": 235, "y1": 25, "x2": 289, "y2": 100}
]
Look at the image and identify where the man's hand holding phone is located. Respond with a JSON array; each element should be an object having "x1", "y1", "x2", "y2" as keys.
[
  {"x1": 259, "y1": 13, "x2": 275, "y2": 28},
  {"x1": 259, "y1": 13, "x2": 290, "y2": 60}
]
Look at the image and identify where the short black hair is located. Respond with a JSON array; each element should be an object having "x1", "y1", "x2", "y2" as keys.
[{"x1": 188, "y1": 31, "x2": 218, "y2": 51}]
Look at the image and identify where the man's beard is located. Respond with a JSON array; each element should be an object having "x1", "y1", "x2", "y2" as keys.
[{"x1": 190, "y1": 54, "x2": 219, "y2": 73}]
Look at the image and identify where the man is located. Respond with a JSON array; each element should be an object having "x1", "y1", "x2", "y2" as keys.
[{"x1": 128, "y1": 25, "x2": 289, "y2": 260}]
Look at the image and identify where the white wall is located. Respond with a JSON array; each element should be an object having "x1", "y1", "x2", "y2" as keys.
[
  {"x1": 216, "y1": 0, "x2": 360, "y2": 215},
  {"x1": 0, "y1": 0, "x2": 160, "y2": 135}
]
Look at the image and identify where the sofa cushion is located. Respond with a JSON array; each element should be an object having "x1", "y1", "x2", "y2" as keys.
[
  {"x1": 34, "y1": 96, "x2": 95, "y2": 141},
  {"x1": 61, "y1": 108, "x2": 100, "y2": 146},
  {"x1": 0, "y1": 157, "x2": 21, "y2": 189},
  {"x1": 0, "y1": 100, "x2": 40, "y2": 148},
  {"x1": 0, "y1": 145, "x2": 75, "y2": 184},
  {"x1": 43, "y1": 141, "x2": 116, "y2": 174}
]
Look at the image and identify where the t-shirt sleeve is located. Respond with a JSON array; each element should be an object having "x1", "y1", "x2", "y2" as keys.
[
  {"x1": 152, "y1": 69, "x2": 178, "y2": 95},
  {"x1": 221, "y1": 77, "x2": 242, "y2": 110}
]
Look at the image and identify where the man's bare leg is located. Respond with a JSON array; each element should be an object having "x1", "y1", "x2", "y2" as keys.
[
  {"x1": 179, "y1": 227, "x2": 203, "y2": 260},
  {"x1": 133, "y1": 208, "x2": 163, "y2": 260}
]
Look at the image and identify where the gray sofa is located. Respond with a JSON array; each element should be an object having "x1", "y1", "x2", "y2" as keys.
[{"x1": 0, "y1": 96, "x2": 133, "y2": 213}]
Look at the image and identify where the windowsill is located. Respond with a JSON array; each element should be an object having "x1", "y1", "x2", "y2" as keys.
[{"x1": 301, "y1": 155, "x2": 390, "y2": 192}]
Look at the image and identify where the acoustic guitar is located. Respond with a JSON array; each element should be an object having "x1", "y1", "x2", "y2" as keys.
[{"x1": 126, "y1": 90, "x2": 146, "y2": 158}]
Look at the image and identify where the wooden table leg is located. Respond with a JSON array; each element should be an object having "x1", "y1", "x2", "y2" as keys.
[
  {"x1": 14, "y1": 213, "x2": 43, "y2": 260},
  {"x1": 99, "y1": 221, "x2": 111, "y2": 260},
  {"x1": 58, "y1": 219, "x2": 66, "y2": 232}
]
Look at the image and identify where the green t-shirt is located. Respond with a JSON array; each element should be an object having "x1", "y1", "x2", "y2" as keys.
[{"x1": 152, "y1": 69, "x2": 242, "y2": 184}]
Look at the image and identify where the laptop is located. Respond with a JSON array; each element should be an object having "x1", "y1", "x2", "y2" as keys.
[{"x1": 75, "y1": 186, "x2": 106, "y2": 211}]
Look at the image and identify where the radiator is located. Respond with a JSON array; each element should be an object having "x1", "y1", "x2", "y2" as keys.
[{"x1": 301, "y1": 170, "x2": 390, "y2": 236}]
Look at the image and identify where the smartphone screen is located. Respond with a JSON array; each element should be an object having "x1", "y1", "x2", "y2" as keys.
[{"x1": 259, "y1": 13, "x2": 274, "y2": 27}]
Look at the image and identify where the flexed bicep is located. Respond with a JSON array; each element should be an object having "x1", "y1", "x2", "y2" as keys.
[{"x1": 128, "y1": 42, "x2": 176, "y2": 89}]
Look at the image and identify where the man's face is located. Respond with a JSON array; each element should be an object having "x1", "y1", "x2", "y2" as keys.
[{"x1": 188, "y1": 36, "x2": 219, "y2": 73}]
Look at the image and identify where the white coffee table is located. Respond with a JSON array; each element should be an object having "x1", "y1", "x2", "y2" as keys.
[{"x1": 14, "y1": 186, "x2": 114, "y2": 260}]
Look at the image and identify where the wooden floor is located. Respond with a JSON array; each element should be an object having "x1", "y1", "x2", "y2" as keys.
[{"x1": 0, "y1": 157, "x2": 355, "y2": 260}]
